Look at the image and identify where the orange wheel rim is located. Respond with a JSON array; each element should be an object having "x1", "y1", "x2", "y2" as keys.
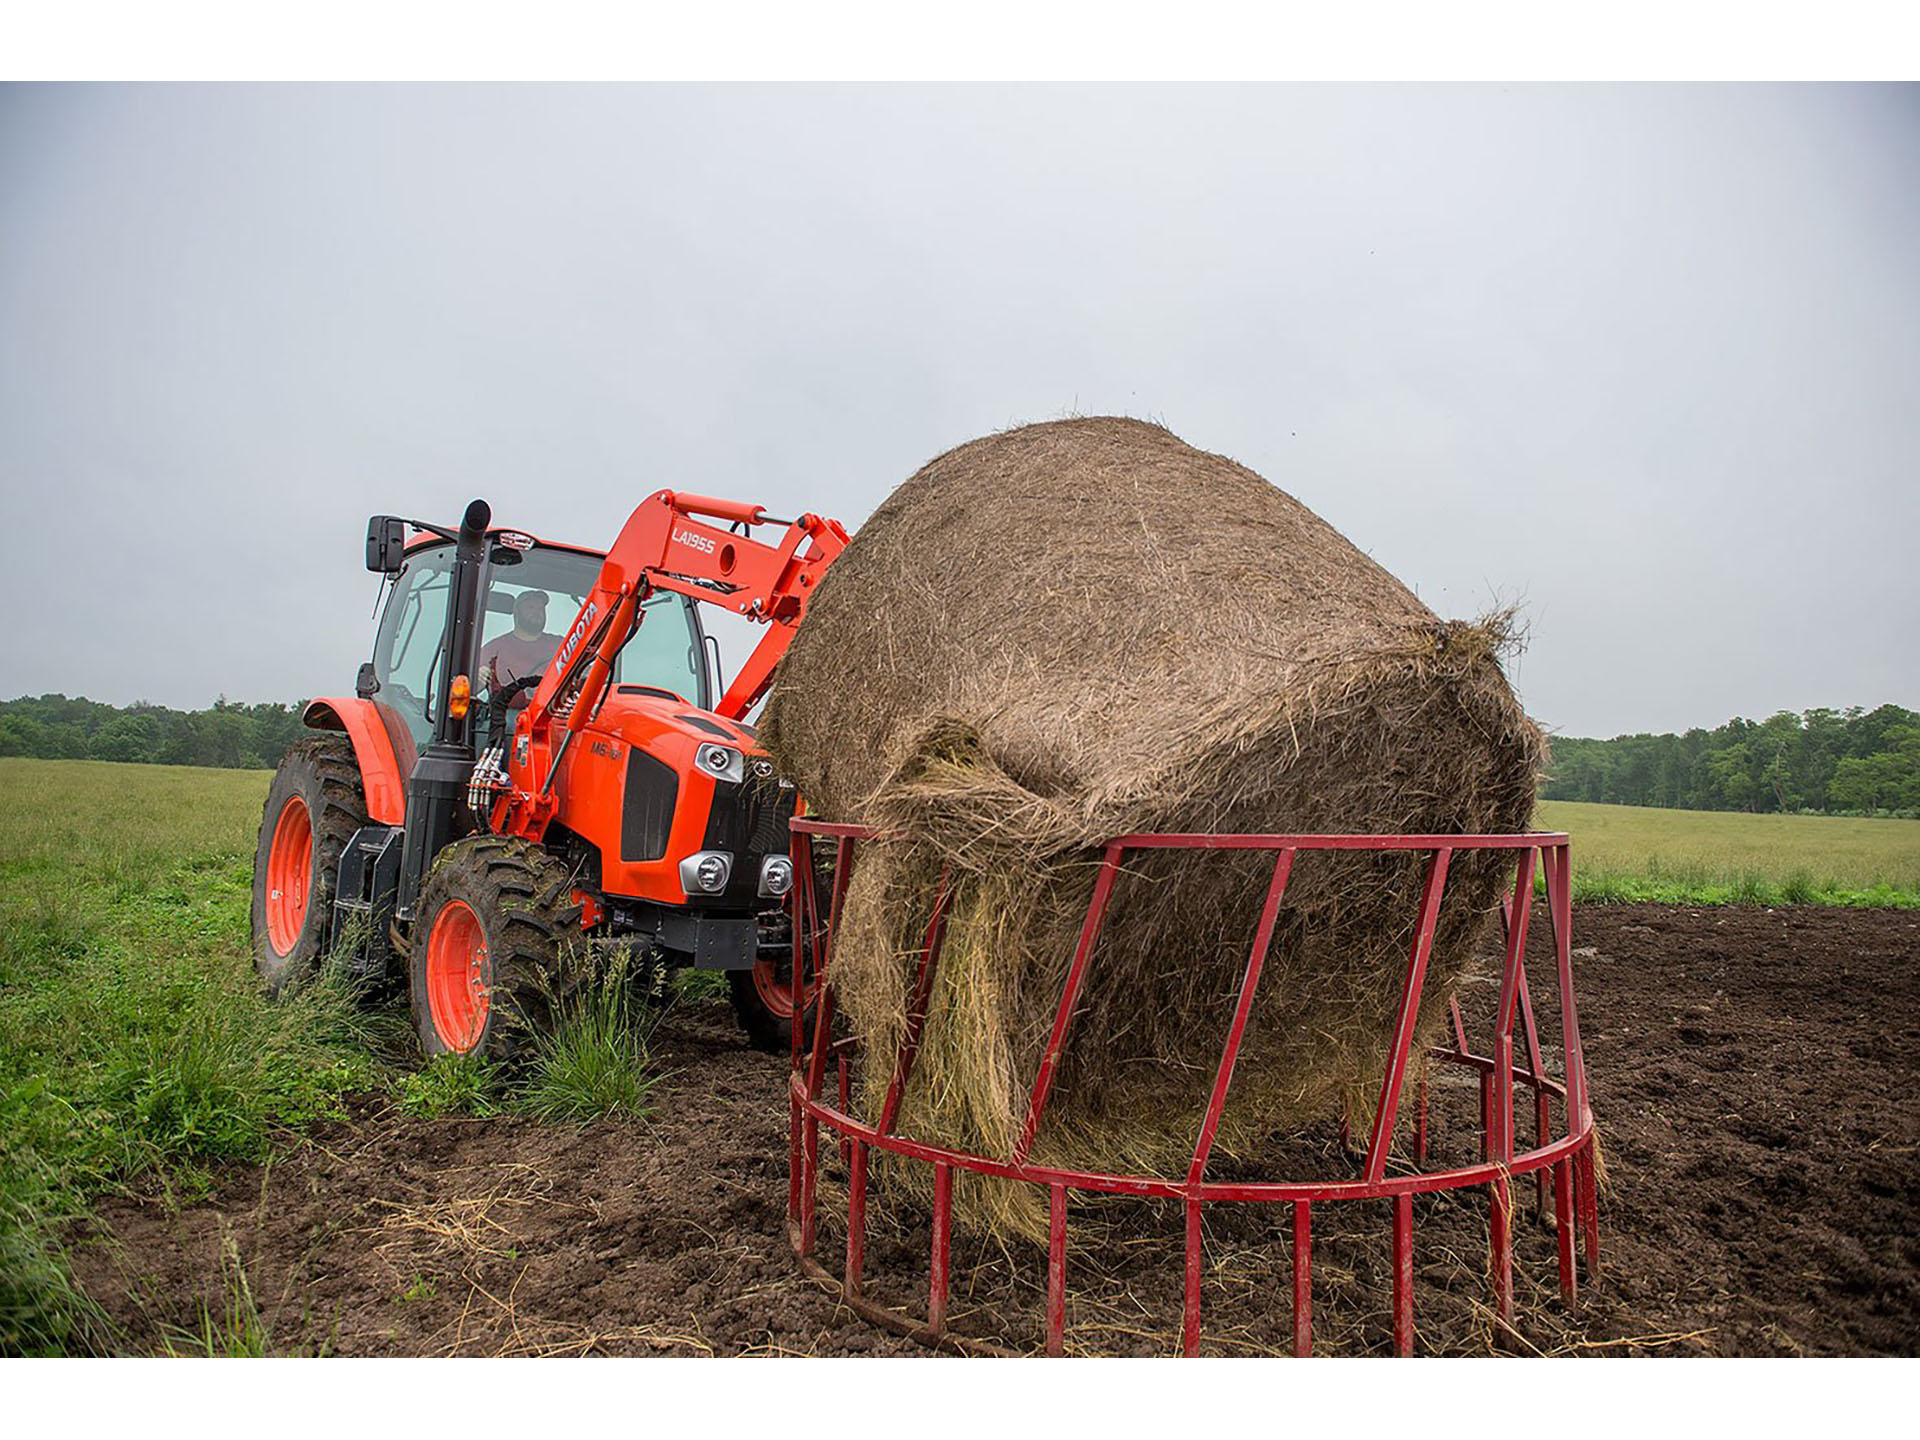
[
  {"x1": 426, "y1": 899, "x2": 490, "y2": 1052},
  {"x1": 264, "y1": 795, "x2": 313, "y2": 956},
  {"x1": 752, "y1": 955, "x2": 804, "y2": 1020}
]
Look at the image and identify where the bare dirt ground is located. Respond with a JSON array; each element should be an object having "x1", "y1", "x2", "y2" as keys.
[{"x1": 70, "y1": 904, "x2": 1919, "y2": 1356}]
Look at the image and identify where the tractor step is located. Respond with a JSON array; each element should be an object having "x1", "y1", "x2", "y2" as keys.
[{"x1": 331, "y1": 824, "x2": 405, "y2": 982}]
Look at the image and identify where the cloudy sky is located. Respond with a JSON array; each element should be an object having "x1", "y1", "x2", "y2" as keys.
[{"x1": 1, "y1": 83, "x2": 1914, "y2": 739}]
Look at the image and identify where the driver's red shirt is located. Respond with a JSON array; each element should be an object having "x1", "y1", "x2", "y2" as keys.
[{"x1": 479, "y1": 631, "x2": 560, "y2": 697}]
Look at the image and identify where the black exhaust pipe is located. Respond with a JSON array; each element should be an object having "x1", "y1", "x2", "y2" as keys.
[{"x1": 397, "y1": 498, "x2": 491, "y2": 919}]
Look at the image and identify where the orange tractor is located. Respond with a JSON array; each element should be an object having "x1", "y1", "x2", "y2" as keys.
[{"x1": 250, "y1": 492, "x2": 848, "y2": 1056}]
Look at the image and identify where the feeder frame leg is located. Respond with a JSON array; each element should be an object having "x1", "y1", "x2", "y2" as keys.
[
  {"x1": 845, "y1": 1140, "x2": 867, "y2": 1299},
  {"x1": 1183, "y1": 1199, "x2": 1203, "y2": 1357},
  {"x1": 1554, "y1": 1160, "x2": 1577, "y2": 1308},
  {"x1": 800, "y1": 1110, "x2": 819, "y2": 1258},
  {"x1": 1046, "y1": 1184, "x2": 1068, "y2": 1357},
  {"x1": 1577, "y1": 1145, "x2": 1602, "y2": 1277},
  {"x1": 1292, "y1": 1201, "x2": 1312, "y2": 1358},
  {"x1": 929, "y1": 1162, "x2": 952, "y2": 1335},
  {"x1": 1392, "y1": 1192, "x2": 1415, "y2": 1357},
  {"x1": 1490, "y1": 1172, "x2": 1513, "y2": 1325}
]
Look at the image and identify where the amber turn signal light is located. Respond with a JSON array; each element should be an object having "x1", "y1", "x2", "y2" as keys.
[{"x1": 449, "y1": 673, "x2": 471, "y2": 720}]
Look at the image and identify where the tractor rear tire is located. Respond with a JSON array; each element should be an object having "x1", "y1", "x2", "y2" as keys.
[
  {"x1": 251, "y1": 734, "x2": 368, "y2": 996},
  {"x1": 409, "y1": 836, "x2": 582, "y2": 1062}
]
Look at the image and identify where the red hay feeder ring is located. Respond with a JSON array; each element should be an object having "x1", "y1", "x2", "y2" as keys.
[{"x1": 784, "y1": 821, "x2": 1601, "y2": 1357}]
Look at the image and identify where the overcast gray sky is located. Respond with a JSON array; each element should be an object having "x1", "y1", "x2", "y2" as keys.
[{"x1": 1, "y1": 83, "x2": 1914, "y2": 739}]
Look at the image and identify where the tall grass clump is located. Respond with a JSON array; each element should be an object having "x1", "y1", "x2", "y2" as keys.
[
  {"x1": 516, "y1": 945, "x2": 659, "y2": 1124},
  {"x1": 396, "y1": 1052, "x2": 502, "y2": 1119}
]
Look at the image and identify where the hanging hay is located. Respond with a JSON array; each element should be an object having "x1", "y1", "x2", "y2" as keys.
[{"x1": 762, "y1": 417, "x2": 1545, "y2": 1239}]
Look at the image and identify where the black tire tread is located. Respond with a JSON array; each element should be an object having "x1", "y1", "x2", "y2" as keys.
[
  {"x1": 251, "y1": 733, "x2": 369, "y2": 994},
  {"x1": 727, "y1": 967, "x2": 792, "y2": 1052},
  {"x1": 408, "y1": 835, "x2": 583, "y2": 1061}
]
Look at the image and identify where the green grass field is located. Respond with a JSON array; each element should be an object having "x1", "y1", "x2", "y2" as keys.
[
  {"x1": 0, "y1": 758, "x2": 382, "y2": 1354},
  {"x1": 1535, "y1": 799, "x2": 1920, "y2": 907},
  {"x1": 2, "y1": 758, "x2": 1914, "y2": 1353},
  {"x1": 0, "y1": 757, "x2": 660, "y2": 1355}
]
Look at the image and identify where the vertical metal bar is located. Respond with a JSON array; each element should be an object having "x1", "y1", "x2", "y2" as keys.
[
  {"x1": 875, "y1": 867, "x2": 951, "y2": 1138},
  {"x1": 1182, "y1": 1199, "x2": 1204, "y2": 1357},
  {"x1": 1482, "y1": 1175, "x2": 1512, "y2": 1328},
  {"x1": 1392, "y1": 1192, "x2": 1414, "y2": 1357},
  {"x1": 798, "y1": 833, "x2": 840, "y2": 1099},
  {"x1": 1549, "y1": 844, "x2": 1591, "y2": 1137},
  {"x1": 1516, "y1": 961, "x2": 1550, "y2": 1216},
  {"x1": 844, "y1": 1139, "x2": 867, "y2": 1298},
  {"x1": 1013, "y1": 846, "x2": 1125, "y2": 1167},
  {"x1": 929, "y1": 1161, "x2": 952, "y2": 1335},
  {"x1": 1449, "y1": 997, "x2": 1471, "y2": 1055},
  {"x1": 800, "y1": 1110, "x2": 819, "y2": 1258},
  {"x1": 826, "y1": 833, "x2": 855, "y2": 963},
  {"x1": 1292, "y1": 1201, "x2": 1312, "y2": 1358},
  {"x1": 1479, "y1": 1071, "x2": 1494, "y2": 1163},
  {"x1": 1494, "y1": 850, "x2": 1536, "y2": 1167},
  {"x1": 1414, "y1": 1070, "x2": 1429, "y2": 1167},
  {"x1": 789, "y1": 831, "x2": 812, "y2": 1071},
  {"x1": 1046, "y1": 1183, "x2": 1068, "y2": 1357},
  {"x1": 803, "y1": 982, "x2": 838, "y2": 1099},
  {"x1": 1364, "y1": 849, "x2": 1453, "y2": 1184},
  {"x1": 1554, "y1": 1160, "x2": 1577, "y2": 1307},
  {"x1": 787, "y1": 1092, "x2": 802, "y2": 1222},
  {"x1": 1535, "y1": 1091, "x2": 1552, "y2": 1217},
  {"x1": 1577, "y1": 1146, "x2": 1602, "y2": 1277},
  {"x1": 836, "y1": 1051, "x2": 851, "y2": 1165},
  {"x1": 1516, "y1": 965, "x2": 1547, "y2": 1081},
  {"x1": 1186, "y1": 850, "x2": 1295, "y2": 1186},
  {"x1": 1490, "y1": 1171, "x2": 1513, "y2": 1324}
]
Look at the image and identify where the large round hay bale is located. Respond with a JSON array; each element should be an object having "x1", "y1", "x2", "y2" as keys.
[{"x1": 763, "y1": 417, "x2": 1544, "y2": 1236}]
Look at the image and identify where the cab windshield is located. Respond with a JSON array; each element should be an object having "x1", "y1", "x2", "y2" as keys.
[{"x1": 373, "y1": 539, "x2": 708, "y2": 749}]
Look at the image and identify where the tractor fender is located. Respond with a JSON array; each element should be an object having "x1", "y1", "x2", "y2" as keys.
[{"x1": 301, "y1": 698, "x2": 410, "y2": 825}]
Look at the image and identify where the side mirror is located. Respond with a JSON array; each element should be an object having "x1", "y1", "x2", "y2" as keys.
[{"x1": 366, "y1": 515, "x2": 407, "y2": 573}]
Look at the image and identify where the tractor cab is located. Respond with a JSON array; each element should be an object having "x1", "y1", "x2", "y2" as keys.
[{"x1": 367, "y1": 532, "x2": 712, "y2": 757}]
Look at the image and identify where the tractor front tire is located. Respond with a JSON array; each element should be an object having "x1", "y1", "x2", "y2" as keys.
[
  {"x1": 728, "y1": 948, "x2": 817, "y2": 1054},
  {"x1": 251, "y1": 734, "x2": 368, "y2": 996},
  {"x1": 409, "y1": 836, "x2": 582, "y2": 1062}
]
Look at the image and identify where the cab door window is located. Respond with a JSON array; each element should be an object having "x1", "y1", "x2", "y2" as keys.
[{"x1": 374, "y1": 544, "x2": 455, "y2": 749}]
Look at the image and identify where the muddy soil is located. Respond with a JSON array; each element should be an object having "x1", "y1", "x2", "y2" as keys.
[{"x1": 69, "y1": 904, "x2": 1919, "y2": 1356}]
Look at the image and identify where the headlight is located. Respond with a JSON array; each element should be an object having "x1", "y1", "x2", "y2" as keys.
[
  {"x1": 696, "y1": 743, "x2": 744, "y2": 784},
  {"x1": 679, "y1": 850, "x2": 733, "y2": 895},
  {"x1": 759, "y1": 855, "x2": 794, "y2": 898}
]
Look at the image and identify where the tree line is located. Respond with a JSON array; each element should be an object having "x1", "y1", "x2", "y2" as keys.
[
  {"x1": 0, "y1": 694, "x2": 309, "y2": 772},
  {"x1": 4, "y1": 692, "x2": 1917, "y2": 817},
  {"x1": 1541, "y1": 704, "x2": 1920, "y2": 816}
]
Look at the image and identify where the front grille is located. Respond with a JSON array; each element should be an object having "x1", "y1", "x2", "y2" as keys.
[
  {"x1": 702, "y1": 776, "x2": 797, "y2": 907},
  {"x1": 621, "y1": 750, "x2": 679, "y2": 861}
]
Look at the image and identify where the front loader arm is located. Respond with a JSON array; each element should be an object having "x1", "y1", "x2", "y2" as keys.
[{"x1": 519, "y1": 489, "x2": 847, "y2": 766}]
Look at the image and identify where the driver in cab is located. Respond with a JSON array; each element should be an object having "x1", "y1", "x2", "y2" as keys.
[{"x1": 479, "y1": 590, "x2": 561, "y2": 708}]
